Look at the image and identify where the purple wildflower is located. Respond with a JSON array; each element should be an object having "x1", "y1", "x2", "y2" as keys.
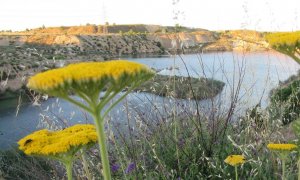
[
  {"x1": 125, "y1": 162, "x2": 135, "y2": 174},
  {"x1": 111, "y1": 164, "x2": 120, "y2": 173}
]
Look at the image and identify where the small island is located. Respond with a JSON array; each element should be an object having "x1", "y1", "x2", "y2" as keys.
[{"x1": 137, "y1": 74, "x2": 225, "y2": 100}]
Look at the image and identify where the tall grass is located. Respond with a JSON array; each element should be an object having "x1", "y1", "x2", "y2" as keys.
[
  {"x1": 105, "y1": 52, "x2": 288, "y2": 179},
  {"x1": 0, "y1": 148, "x2": 59, "y2": 179}
]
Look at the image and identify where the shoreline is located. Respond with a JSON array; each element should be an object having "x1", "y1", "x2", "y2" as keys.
[{"x1": 0, "y1": 49, "x2": 283, "y2": 102}]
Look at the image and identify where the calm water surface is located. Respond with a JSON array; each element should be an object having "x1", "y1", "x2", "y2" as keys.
[{"x1": 0, "y1": 52, "x2": 299, "y2": 149}]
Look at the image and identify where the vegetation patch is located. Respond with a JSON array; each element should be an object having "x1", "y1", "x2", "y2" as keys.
[
  {"x1": 137, "y1": 74, "x2": 225, "y2": 100},
  {"x1": 269, "y1": 71, "x2": 300, "y2": 124},
  {"x1": 0, "y1": 148, "x2": 57, "y2": 180}
]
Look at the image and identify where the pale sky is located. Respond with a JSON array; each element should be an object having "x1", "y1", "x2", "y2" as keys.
[{"x1": 0, "y1": 0, "x2": 299, "y2": 31}]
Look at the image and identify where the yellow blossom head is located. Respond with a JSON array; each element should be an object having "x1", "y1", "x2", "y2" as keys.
[
  {"x1": 224, "y1": 155, "x2": 246, "y2": 166},
  {"x1": 18, "y1": 124, "x2": 97, "y2": 156},
  {"x1": 27, "y1": 60, "x2": 155, "y2": 96},
  {"x1": 267, "y1": 143, "x2": 297, "y2": 151}
]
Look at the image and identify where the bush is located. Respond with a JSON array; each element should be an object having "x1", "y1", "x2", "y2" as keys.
[{"x1": 270, "y1": 78, "x2": 300, "y2": 124}]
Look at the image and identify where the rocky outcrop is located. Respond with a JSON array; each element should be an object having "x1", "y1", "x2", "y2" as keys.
[
  {"x1": 147, "y1": 31, "x2": 217, "y2": 50},
  {"x1": 203, "y1": 30, "x2": 269, "y2": 52},
  {"x1": 77, "y1": 34, "x2": 163, "y2": 56},
  {"x1": 0, "y1": 34, "x2": 164, "y2": 60},
  {"x1": 147, "y1": 30, "x2": 269, "y2": 53}
]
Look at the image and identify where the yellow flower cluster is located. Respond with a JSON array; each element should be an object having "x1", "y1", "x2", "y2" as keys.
[
  {"x1": 18, "y1": 124, "x2": 97, "y2": 155},
  {"x1": 267, "y1": 143, "x2": 297, "y2": 151},
  {"x1": 27, "y1": 60, "x2": 154, "y2": 94},
  {"x1": 224, "y1": 155, "x2": 246, "y2": 166},
  {"x1": 265, "y1": 31, "x2": 300, "y2": 47}
]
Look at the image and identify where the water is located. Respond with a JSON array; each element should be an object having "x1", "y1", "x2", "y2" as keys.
[
  {"x1": 0, "y1": 51, "x2": 299, "y2": 149},
  {"x1": 127, "y1": 52, "x2": 299, "y2": 108}
]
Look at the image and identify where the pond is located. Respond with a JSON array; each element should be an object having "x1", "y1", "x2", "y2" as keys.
[{"x1": 0, "y1": 51, "x2": 299, "y2": 149}]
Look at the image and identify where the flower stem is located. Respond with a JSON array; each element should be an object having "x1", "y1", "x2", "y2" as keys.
[
  {"x1": 298, "y1": 159, "x2": 300, "y2": 180},
  {"x1": 282, "y1": 159, "x2": 286, "y2": 180},
  {"x1": 235, "y1": 166, "x2": 238, "y2": 180},
  {"x1": 64, "y1": 161, "x2": 73, "y2": 180},
  {"x1": 94, "y1": 115, "x2": 112, "y2": 180}
]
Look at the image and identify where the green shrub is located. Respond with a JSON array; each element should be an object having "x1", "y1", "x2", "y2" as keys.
[{"x1": 270, "y1": 78, "x2": 300, "y2": 124}]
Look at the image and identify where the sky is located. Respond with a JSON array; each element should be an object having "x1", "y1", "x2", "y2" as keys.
[{"x1": 0, "y1": 0, "x2": 299, "y2": 31}]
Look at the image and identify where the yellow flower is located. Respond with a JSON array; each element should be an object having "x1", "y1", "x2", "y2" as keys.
[
  {"x1": 267, "y1": 143, "x2": 297, "y2": 151},
  {"x1": 18, "y1": 124, "x2": 97, "y2": 156},
  {"x1": 27, "y1": 60, "x2": 155, "y2": 95},
  {"x1": 224, "y1": 155, "x2": 246, "y2": 166}
]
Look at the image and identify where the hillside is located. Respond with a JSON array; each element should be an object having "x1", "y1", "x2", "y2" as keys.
[{"x1": 0, "y1": 25, "x2": 270, "y2": 61}]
